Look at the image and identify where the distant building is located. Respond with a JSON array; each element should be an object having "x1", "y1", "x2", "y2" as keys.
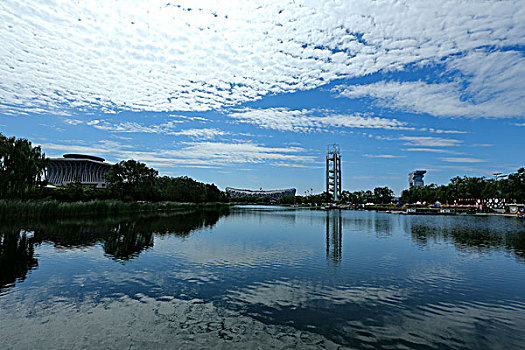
[
  {"x1": 408, "y1": 170, "x2": 426, "y2": 187},
  {"x1": 46, "y1": 154, "x2": 112, "y2": 188},
  {"x1": 225, "y1": 187, "x2": 296, "y2": 201}
]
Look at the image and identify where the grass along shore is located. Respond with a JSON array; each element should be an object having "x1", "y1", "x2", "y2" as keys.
[{"x1": 0, "y1": 199, "x2": 230, "y2": 220}]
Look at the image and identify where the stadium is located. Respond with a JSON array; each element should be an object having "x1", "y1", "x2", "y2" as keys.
[{"x1": 225, "y1": 187, "x2": 296, "y2": 201}]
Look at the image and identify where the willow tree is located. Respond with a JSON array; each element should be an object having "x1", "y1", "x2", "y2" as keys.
[{"x1": 0, "y1": 133, "x2": 48, "y2": 198}]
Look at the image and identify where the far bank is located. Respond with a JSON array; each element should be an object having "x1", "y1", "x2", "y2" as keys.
[{"x1": 0, "y1": 199, "x2": 230, "y2": 220}]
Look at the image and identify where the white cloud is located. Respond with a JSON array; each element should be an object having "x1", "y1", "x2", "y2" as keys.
[
  {"x1": 37, "y1": 140, "x2": 132, "y2": 159},
  {"x1": 171, "y1": 128, "x2": 226, "y2": 139},
  {"x1": 121, "y1": 141, "x2": 316, "y2": 166},
  {"x1": 350, "y1": 175, "x2": 401, "y2": 180},
  {"x1": 403, "y1": 148, "x2": 464, "y2": 155},
  {"x1": 87, "y1": 120, "x2": 174, "y2": 133},
  {"x1": 0, "y1": 103, "x2": 72, "y2": 117},
  {"x1": 1, "y1": 0, "x2": 523, "y2": 115},
  {"x1": 228, "y1": 108, "x2": 409, "y2": 132},
  {"x1": 168, "y1": 114, "x2": 209, "y2": 122},
  {"x1": 432, "y1": 165, "x2": 494, "y2": 175},
  {"x1": 440, "y1": 157, "x2": 487, "y2": 163},
  {"x1": 399, "y1": 136, "x2": 463, "y2": 147},
  {"x1": 38, "y1": 139, "x2": 317, "y2": 168},
  {"x1": 270, "y1": 162, "x2": 323, "y2": 169},
  {"x1": 420, "y1": 128, "x2": 467, "y2": 134},
  {"x1": 64, "y1": 118, "x2": 84, "y2": 125},
  {"x1": 85, "y1": 119, "x2": 227, "y2": 139},
  {"x1": 335, "y1": 50, "x2": 525, "y2": 118},
  {"x1": 363, "y1": 154, "x2": 405, "y2": 158}
]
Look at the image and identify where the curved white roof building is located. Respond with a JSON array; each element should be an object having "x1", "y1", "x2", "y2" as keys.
[{"x1": 46, "y1": 154, "x2": 112, "y2": 188}]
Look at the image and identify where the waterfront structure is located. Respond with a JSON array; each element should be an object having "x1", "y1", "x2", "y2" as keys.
[
  {"x1": 476, "y1": 197, "x2": 506, "y2": 211},
  {"x1": 408, "y1": 170, "x2": 426, "y2": 187},
  {"x1": 326, "y1": 144, "x2": 342, "y2": 202},
  {"x1": 225, "y1": 187, "x2": 296, "y2": 201},
  {"x1": 506, "y1": 203, "x2": 525, "y2": 214},
  {"x1": 46, "y1": 154, "x2": 112, "y2": 188}
]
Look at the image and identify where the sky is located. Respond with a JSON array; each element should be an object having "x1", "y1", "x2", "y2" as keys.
[{"x1": 1, "y1": 0, "x2": 524, "y2": 195}]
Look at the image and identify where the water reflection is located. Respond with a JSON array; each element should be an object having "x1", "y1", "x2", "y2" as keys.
[
  {"x1": 230, "y1": 205, "x2": 298, "y2": 226},
  {"x1": 374, "y1": 214, "x2": 394, "y2": 238},
  {"x1": 326, "y1": 210, "x2": 342, "y2": 265},
  {"x1": 0, "y1": 208, "x2": 524, "y2": 349},
  {"x1": 406, "y1": 216, "x2": 525, "y2": 261},
  {"x1": 0, "y1": 229, "x2": 38, "y2": 291},
  {"x1": 103, "y1": 223, "x2": 154, "y2": 261},
  {"x1": 0, "y1": 208, "x2": 229, "y2": 290}
]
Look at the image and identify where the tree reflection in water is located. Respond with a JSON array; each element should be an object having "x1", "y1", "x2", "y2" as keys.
[
  {"x1": 0, "y1": 229, "x2": 38, "y2": 292},
  {"x1": 406, "y1": 217, "x2": 525, "y2": 262},
  {"x1": 0, "y1": 207, "x2": 229, "y2": 290},
  {"x1": 103, "y1": 222, "x2": 154, "y2": 261}
]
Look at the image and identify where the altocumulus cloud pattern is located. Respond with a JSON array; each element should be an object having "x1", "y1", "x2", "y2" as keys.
[
  {"x1": 1, "y1": 0, "x2": 523, "y2": 116},
  {"x1": 1, "y1": 0, "x2": 524, "y2": 194}
]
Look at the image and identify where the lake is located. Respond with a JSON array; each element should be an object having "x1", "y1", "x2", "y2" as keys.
[{"x1": 1, "y1": 206, "x2": 524, "y2": 349}]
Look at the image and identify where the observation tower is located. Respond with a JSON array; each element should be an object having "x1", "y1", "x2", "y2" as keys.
[{"x1": 326, "y1": 144, "x2": 342, "y2": 202}]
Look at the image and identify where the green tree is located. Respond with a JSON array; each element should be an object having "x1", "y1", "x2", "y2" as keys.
[
  {"x1": 155, "y1": 176, "x2": 226, "y2": 203},
  {"x1": 373, "y1": 186, "x2": 394, "y2": 204},
  {"x1": 357, "y1": 190, "x2": 374, "y2": 204},
  {"x1": 204, "y1": 183, "x2": 227, "y2": 202},
  {"x1": 279, "y1": 195, "x2": 296, "y2": 204},
  {"x1": 106, "y1": 160, "x2": 159, "y2": 201},
  {"x1": 399, "y1": 168, "x2": 525, "y2": 205},
  {"x1": 340, "y1": 190, "x2": 353, "y2": 203},
  {"x1": 301, "y1": 192, "x2": 328, "y2": 205},
  {"x1": 0, "y1": 133, "x2": 48, "y2": 198},
  {"x1": 156, "y1": 176, "x2": 205, "y2": 202},
  {"x1": 499, "y1": 168, "x2": 525, "y2": 202}
]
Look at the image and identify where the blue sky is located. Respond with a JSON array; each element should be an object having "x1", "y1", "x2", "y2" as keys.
[{"x1": 1, "y1": 0, "x2": 524, "y2": 195}]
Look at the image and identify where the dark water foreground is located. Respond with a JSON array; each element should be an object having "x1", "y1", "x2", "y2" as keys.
[{"x1": 1, "y1": 206, "x2": 524, "y2": 349}]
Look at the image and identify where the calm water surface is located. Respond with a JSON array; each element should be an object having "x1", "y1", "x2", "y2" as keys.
[{"x1": 1, "y1": 206, "x2": 524, "y2": 349}]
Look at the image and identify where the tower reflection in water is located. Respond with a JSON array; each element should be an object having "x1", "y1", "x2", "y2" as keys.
[{"x1": 326, "y1": 209, "x2": 343, "y2": 265}]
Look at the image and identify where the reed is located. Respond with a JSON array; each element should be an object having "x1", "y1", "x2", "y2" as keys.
[{"x1": 0, "y1": 199, "x2": 229, "y2": 220}]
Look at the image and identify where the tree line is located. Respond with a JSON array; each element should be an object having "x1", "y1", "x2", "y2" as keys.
[
  {"x1": 401, "y1": 170, "x2": 525, "y2": 204},
  {"x1": 0, "y1": 133, "x2": 226, "y2": 203},
  {"x1": 282, "y1": 175, "x2": 525, "y2": 206},
  {"x1": 2, "y1": 133, "x2": 524, "y2": 205},
  {"x1": 279, "y1": 186, "x2": 395, "y2": 205},
  {"x1": 105, "y1": 159, "x2": 227, "y2": 202}
]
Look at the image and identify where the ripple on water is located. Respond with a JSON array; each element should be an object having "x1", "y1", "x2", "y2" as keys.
[
  {"x1": 8, "y1": 295, "x2": 346, "y2": 349},
  {"x1": 1, "y1": 209, "x2": 524, "y2": 349}
]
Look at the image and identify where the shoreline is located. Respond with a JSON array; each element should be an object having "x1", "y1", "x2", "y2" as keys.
[
  {"x1": 232, "y1": 203, "x2": 524, "y2": 218},
  {"x1": 0, "y1": 199, "x2": 231, "y2": 220},
  {"x1": 1, "y1": 200, "x2": 522, "y2": 220}
]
